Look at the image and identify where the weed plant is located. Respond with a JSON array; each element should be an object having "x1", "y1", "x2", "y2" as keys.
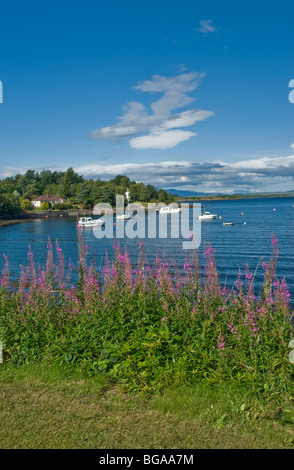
[{"x1": 0, "y1": 229, "x2": 293, "y2": 402}]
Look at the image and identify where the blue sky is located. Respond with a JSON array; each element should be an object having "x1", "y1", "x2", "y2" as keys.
[{"x1": 0, "y1": 0, "x2": 294, "y2": 193}]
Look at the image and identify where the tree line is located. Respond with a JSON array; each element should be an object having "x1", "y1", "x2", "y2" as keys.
[{"x1": 0, "y1": 168, "x2": 175, "y2": 215}]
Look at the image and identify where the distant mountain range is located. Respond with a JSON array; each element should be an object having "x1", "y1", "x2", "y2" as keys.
[
  {"x1": 165, "y1": 189, "x2": 209, "y2": 197},
  {"x1": 165, "y1": 188, "x2": 294, "y2": 197}
]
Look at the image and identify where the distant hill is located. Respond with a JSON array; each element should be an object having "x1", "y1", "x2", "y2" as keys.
[
  {"x1": 164, "y1": 188, "x2": 208, "y2": 197},
  {"x1": 166, "y1": 188, "x2": 294, "y2": 197}
]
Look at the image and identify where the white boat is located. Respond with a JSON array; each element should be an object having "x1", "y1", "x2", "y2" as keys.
[
  {"x1": 223, "y1": 222, "x2": 234, "y2": 226},
  {"x1": 116, "y1": 213, "x2": 133, "y2": 220},
  {"x1": 159, "y1": 206, "x2": 181, "y2": 214},
  {"x1": 77, "y1": 216, "x2": 105, "y2": 227},
  {"x1": 199, "y1": 211, "x2": 217, "y2": 220}
]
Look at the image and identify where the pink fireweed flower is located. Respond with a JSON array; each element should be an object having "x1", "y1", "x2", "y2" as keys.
[
  {"x1": 204, "y1": 246, "x2": 215, "y2": 258},
  {"x1": 235, "y1": 278, "x2": 243, "y2": 287},
  {"x1": 217, "y1": 328, "x2": 226, "y2": 356},
  {"x1": 184, "y1": 263, "x2": 192, "y2": 271},
  {"x1": 160, "y1": 316, "x2": 169, "y2": 323}
]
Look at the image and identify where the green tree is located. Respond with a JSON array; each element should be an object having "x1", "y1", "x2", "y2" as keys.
[
  {"x1": 157, "y1": 189, "x2": 174, "y2": 204},
  {"x1": 0, "y1": 194, "x2": 20, "y2": 215},
  {"x1": 100, "y1": 185, "x2": 115, "y2": 205},
  {"x1": 62, "y1": 168, "x2": 83, "y2": 198},
  {"x1": 21, "y1": 199, "x2": 33, "y2": 210},
  {"x1": 76, "y1": 182, "x2": 91, "y2": 204},
  {"x1": 19, "y1": 170, "x2": 37, "y2": 195}
]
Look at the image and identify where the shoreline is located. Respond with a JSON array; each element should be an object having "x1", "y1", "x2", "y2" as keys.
[
  {"x1": 0, "y1": 219, "x2": 33, "y2": 227},
  {"x1": 175, "y1": 193, "x2": 294, "y2": 202},
  {"x1": 1, "y1": 193, "x2": 293, "y2": 227}
]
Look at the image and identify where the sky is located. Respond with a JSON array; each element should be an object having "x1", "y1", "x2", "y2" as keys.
[{"x1": 0, "y1": 0, "x2": 294, "y2": 194}]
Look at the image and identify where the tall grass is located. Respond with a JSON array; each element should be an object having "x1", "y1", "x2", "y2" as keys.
[{"x1": 0, "y1": 229, "x2": 293, "y2": 400}]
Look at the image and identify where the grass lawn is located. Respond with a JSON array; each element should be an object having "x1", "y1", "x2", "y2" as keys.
[{"x1": 0, "y1": 364, "x2": 293, "y2": 449}]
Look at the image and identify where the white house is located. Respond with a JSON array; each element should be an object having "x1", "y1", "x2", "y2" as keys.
[{"x1": 31, "y1": 195, "x2": 66, "y2": 209}]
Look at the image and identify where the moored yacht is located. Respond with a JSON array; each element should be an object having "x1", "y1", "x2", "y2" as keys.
[
  {"x1": 77, "y1": 216, "x2": 105, "y2": 227},
  {"x1": 198, "y1": 211, "x2": 217, "y2": 220}
]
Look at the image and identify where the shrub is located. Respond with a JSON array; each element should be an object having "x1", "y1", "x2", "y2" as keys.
[
  {"x1": 21, "y1": 199, "x2": 33, "y2": 211},
  {"x1": 40, "y1": 202, "x2": 50, "y2": 210},
  {"x1": 53, "y1": 203, "x2": 72, "y2": 210},
  {"x1": 0, "y1": 233, "x2": 293, "y2": 400}
]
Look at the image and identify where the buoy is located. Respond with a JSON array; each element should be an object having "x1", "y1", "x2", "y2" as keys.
[
  {"x1": 244, "y1": 222, "x2": 246, "y2": 224},
  {"x1": 273, "y1": 208, "x2": 276, "y2": 211},
  {"x1": 60, "y1": 214, "x2": 63, "y2": 217},
  {"x1": 241, "y1": 212, "x2": 244, "y2": 215},
  {"x1": 219, "y1": 216, "x2": 222, "y2": 219},
  {"x1": 114, "y1": 223, "x2": 116, "y2": 226},
  {"x1": 45, "y1": 215, "x2": 48, "y2": 218}
]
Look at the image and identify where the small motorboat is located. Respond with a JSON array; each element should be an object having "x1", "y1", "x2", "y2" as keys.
[
  {"x1": 116, "y1": 213, "x2": 133, "y2": 220},
  {"x1": 159, "y1": 206, "x2": 181, "y2": 214},
  {"x1": 199, "y1": 211, "x2": 217, "y2": 220},
  {"x1": 77, "y1": 216, "x2": 105, "y2": 227},
  {"x1": 223, "y1": 222, "x2": 234, "y2": 226}
]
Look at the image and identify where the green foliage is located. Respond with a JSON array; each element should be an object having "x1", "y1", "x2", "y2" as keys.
[
  {"x1": 53, "y1": 202, "x2": 73, "y2": 210},
  {"x1": 20, "y1": 199, "x2": 33, "y2": 210},
  {"x1": 0, "y1": 169, "x2": 174, "y2": 210},
  {"x1": 0, "y1": 236, "x2": 293, "y2": 400},
  {"x1": 0, "y1": 193, "x2": 20, "y2": 215},
  {"x1": 40, "y1": 202, "x2": 50, "y2": 210},
  {"x1": 100, "y1": 185, "x2": 115, "y2": 205}
]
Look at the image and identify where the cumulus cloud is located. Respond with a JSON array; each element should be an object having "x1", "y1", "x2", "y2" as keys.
[
  {"x1": 89, "y1": 72, "x2": 214, "y2": 149},
  {"x1": 195, "y1": 19, "x2": 218, "y2": 35}
]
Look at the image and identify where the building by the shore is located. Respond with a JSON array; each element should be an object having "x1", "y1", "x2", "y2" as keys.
[{"x1": 31, "y1": 195, "x2": 66, "y2": 209}]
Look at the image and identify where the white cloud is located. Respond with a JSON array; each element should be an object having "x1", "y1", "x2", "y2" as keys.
[
  {"x1": 89, "y1": 72, "x2": 214, "y2": 149},
  {"x1": 3, "y1": 152, "x2": 294, "y2": 193},
  {"x1": 290, "y1": 143, "x2": 294, "y2": 150},
  {"x1": 195, "y1": 20, "x2": 218, "y2": 35},
  {"x1": 163, "y1": 110, "x2": 214, "y2": 129},
  {"x1": 75, "y1": 153, "x2": 294, "y2": 193},
  {"x1": 130, "y1": 129, "x2": 197, "y2": 149}
]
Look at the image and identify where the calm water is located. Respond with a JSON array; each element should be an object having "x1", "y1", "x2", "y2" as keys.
[{"x1": 1, "y1": 196, "x2": 294, "y2": 300}]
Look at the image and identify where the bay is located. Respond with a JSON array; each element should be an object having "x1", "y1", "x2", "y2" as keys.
[{"x1": 0, "y1": 196, "x2": 293, "y2": 301}]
